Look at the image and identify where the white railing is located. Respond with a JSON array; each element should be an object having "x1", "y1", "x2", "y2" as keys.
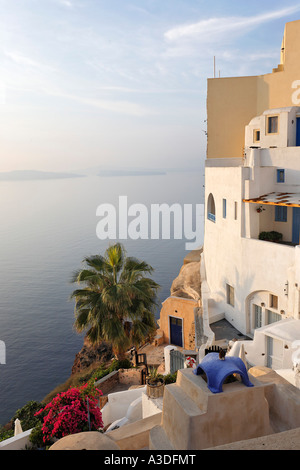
[{"x1": 0, "y1": 429, "x2": 32, "y2": 450}]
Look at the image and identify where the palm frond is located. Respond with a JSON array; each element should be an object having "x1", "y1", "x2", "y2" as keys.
[
  {"x1": 70, "y1": 243, "x2": 161, "y2": 353},
  {"x1": 83, "y1": 254, "x2": 107, "y2": 272},
  {"x1": 70, "y1": 268, "x2": 102, "y2": 285},
  {"x1": 120, "y1": 258, "x2": 154, "y2": 282},
  {"x1": 105, "y1": 243, "x2": 125, "y2": 271}
]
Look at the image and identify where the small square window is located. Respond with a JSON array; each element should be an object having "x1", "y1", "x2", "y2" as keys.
[
  {"x1": 270, "y1": 294, "x2": 278, "y2": 309},
  {"x1": 253, "y1": 129, "x2": 260, "y2": 142},
  {"x1": 226, "y1": 284, "x2": 234, "y2": 307},
  {"x1": 277, "y1": 169, "x2": 285, "y2": 183},
  {"x1": 267, "y1": 116, "x2": 279, "y2": 134}
]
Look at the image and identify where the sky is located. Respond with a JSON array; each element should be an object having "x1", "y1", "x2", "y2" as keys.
[{"x1": 1, "y1": 0, "x2": 300, "y2": 173}]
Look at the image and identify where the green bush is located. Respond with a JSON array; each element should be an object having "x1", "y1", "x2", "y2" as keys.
[
  {"x1": 0, "y1": 358, "x2": 135, "y2": 444},
  {"x1": 11, "y1": 401, "x2": 44, "y2": 431},
  {"x1": 259, "y1": 231, "x2": 282, "y2": 242},
  {"x1": 109, "y1": 358, "x2": 132, "y2": 371},
  {"x1": 163, "y1": 372, "x2": 177, "y2": 385},
  {"x1": 0, "y1": 427, "x2": 14, "y2": 442},
  {"x1": 29, "y1": 422, "x2": 52, "y2": 449},
  {"x1": 0, "y1": 400, "x2": 45, "y2": 444}
]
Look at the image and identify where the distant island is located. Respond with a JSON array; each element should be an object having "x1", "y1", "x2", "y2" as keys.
[
  {"x1": 0, "y1": 170, "x2": 85, "y2": 181},
  {"x1": 79, "y1": 164, "x2": 203, "y2": 177},
  {"x1": 97, "y1": 169, "x2": 166, "y2": 177}
]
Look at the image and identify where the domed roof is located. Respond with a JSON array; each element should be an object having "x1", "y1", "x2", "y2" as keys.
[{"x1": 193, "y1": 353, "x2": 254, "y2": 394}]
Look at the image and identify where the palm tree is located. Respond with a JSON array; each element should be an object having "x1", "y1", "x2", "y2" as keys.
[{"x1": 70, "y1": 243, "x2": 160, "y2": 359}]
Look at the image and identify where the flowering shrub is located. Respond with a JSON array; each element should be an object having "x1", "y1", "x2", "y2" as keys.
[
  {"x1": 35, "y1": 382, "x2": 103, "y2": 443},
  {"x1": 185, "y1": 356, "x2": 196, "y2": 369}
]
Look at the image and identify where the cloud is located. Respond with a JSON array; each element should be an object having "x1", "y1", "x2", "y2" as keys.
[
  {"x1": 4, "y1": 50, "x2": 56, "y2": 72},
  {"x1": 42, "y1": 89, "x2": 152, "y2": 116},
  {"x1": 5, "y1": 51, "x2": 43, "y2": 68},
  {"x1": 164, "y1": 5, "x2": 300, "y2": 43},
  {"x1": 57, "y1": 0, "x2": 73, "y2": 7}
]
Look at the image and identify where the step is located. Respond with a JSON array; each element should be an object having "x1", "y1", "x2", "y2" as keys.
[
  {"x1": 164, "y1": 382, "x2": 204, "y2": 418},
  {"x1": 149, "y1": 425, "x2": 174, "y2": 450},
  {"x1": 175, "y1": 368, "x2": 210, "y2": 411},
  {"x1": 161, "y1": 383, "x2": 206, "y2": 449}
]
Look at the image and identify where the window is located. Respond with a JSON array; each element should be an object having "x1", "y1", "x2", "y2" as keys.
[
  {"x1": 267, "y1": 310, "x2": 281, "y2": 325},
  {"x1": 254, "y1": 305, "x2": 262, "y2": 329},
  {"x1": 277, "y1": 169, "x2": 285, "y2": 183},
  {"x1": 267, "y1": 115, "x2": 279, "y2": 134},
  {"x1": 270, "y1": 294, "x2": 278, "y2": 309},
  {"x1": 223, "y1": 198, "x2": 226, "y2": 218},
  {"x1": 226, "y1": 284, "x2": 234, "y2": 307},
  {"x1": 234, "y1": 201, "x2": 238, "y2": 220},
  {"x1": 275, "y1": 206, "x2": 287, "y2": 222},
  {"x1": 253, "y1": 129, "x2": 260, "y2": 143},
  {"x1": 207, "y1": 193, "x2": 216, "y2": 222}
]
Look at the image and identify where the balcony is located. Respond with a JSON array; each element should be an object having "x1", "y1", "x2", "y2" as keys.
[{"x1": 243, "y1": 192, "x2": 300, "y2": 246}]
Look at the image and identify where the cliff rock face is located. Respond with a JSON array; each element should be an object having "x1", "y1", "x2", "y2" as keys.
[
  {"x1": 71, "y1": 337, "x2": 113, "y2": 375},
  {"x1": 170, "y1": 260, "x2": 201, "y2": 300}
]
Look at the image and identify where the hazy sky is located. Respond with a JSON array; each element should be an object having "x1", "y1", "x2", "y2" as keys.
[{"x1": 1, "y1": 0, "x2": 300, "y2": 173}]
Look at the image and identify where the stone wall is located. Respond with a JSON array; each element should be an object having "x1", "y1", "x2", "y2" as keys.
[
  {"x1": 96, "y1": 368, "x2": 143, "y2": 407},
  {"x1": 95, "y1": 371, "x2": 119, "y2": 395},
  {"x1": 119, "y1": 369, "x2": 143, "y2": 386}
]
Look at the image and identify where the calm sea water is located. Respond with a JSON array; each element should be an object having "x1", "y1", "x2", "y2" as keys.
[{"x1": 0, "y1": 171, "x2": 204, "y2": 425}]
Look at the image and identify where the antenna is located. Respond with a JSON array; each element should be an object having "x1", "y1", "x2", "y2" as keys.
[{"x1": 213, "y1": 56, "x2": 216, "y2": 78}]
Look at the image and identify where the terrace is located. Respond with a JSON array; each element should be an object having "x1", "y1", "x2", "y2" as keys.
[
  {"x1": 244, "y1": 191, "x2": 300, "y2": 246},
  {"x1": 2, "y1": 343, "x2": 300, "y2": 450}
]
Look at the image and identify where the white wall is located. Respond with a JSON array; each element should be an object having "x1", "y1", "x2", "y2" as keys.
[
  {"x1": 245, "y1": 107, "x2": 300, "y2": 149},
  {"x1": 101, "y1": 386, "x2": 146, "y2": 427},
  {"x1": 0, "y1": 429, "x2": 32, "y2": 450},
  {"x1": 236, "y1": 318, "x2": 300, "y2": 371},
  {"x1": 204, "y1": 163, "x2": 299, "y2": 335}
]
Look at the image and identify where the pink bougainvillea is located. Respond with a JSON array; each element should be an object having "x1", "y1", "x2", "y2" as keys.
[{"x1": 35, "y1": 382, "x2": 103, "y2": 443}]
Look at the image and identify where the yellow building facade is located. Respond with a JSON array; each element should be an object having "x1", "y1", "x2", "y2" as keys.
[{"x1": 207, "y1": 20, "x2": 300, "y2": 160}]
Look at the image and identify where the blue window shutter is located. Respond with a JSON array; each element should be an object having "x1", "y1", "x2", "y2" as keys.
[
  {"x1": 275, "y1": 206, "x2": 287, "y2": 222},
  {"x1": 277, "y1": 169, "x2": 285, "y2": 183}
]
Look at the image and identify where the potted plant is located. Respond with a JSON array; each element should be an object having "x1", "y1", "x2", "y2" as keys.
[
  {"x1": 269, "y1": 231, "x2": 283, "y2": 242},
  {"x1": 146, "y1": 367, "x2": 164, "y2": 399},
  {"x1": 256, "y1": 205, "x2": 265, "y2": 213}
]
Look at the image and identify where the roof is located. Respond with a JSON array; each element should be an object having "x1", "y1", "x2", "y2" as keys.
[
  {"x1": 243, "y1": 192, "x2": 300, "y2": 207},
  {"x1": 262, "y1": 107, "x2": 296, "y2": 115},
  {"x1": 258, "y1": 318, "x2": 300, "y2": 343}
]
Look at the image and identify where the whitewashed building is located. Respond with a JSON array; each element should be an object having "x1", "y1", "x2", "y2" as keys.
[{"x1": 202, "y1": 20, "x2": 300, "y2": 374}]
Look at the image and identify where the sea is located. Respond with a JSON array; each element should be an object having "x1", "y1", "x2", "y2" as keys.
[{"x1": 0, "y1": 170, "x2": 204, "y2": 426}]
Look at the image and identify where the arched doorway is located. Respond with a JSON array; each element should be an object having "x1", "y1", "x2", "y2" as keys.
[{"x1": 246, "y1": 290, "x2": 283, "y2": 335}]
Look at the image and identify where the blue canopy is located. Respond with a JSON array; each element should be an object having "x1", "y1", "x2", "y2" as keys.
[{"x1": 193, "y1": 353, "x2": 254, "y2": 393}]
